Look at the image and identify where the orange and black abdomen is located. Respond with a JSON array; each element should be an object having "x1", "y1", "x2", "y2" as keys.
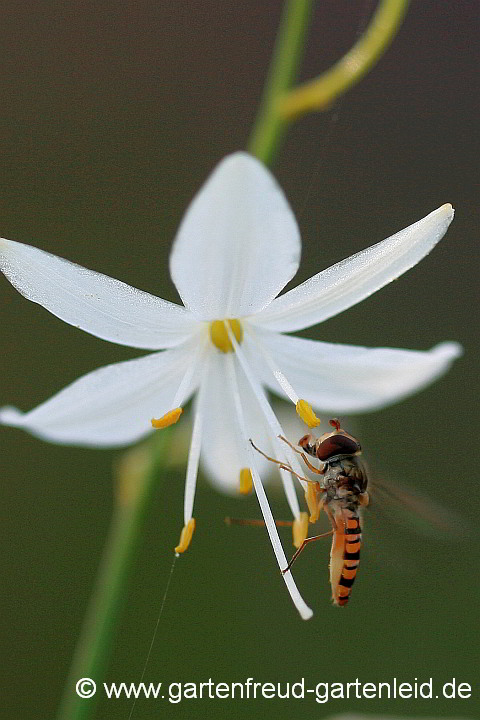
[{"x1": 330, "y1": 509, "x2": 362, "y2": 607}]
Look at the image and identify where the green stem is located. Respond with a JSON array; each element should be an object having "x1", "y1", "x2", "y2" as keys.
[
  {"x1": 280, "y1": 0, "x2": 410, "y2": 119},
  {"x1": 247, "y1": 0, "x2": 314, "y2": 166},
  {"x1": 56, "y1": 431, "x2": 171, "y2": 720}
]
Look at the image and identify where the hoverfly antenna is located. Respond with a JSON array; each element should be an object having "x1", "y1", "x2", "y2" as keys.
[{"x1": 329, "y1": 418, "x2": 341, "y2": 432}]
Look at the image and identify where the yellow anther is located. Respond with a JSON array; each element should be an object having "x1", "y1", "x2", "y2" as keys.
[
  {"x1": 239, "y1": 468, "x2": 253, "y2": 495},
  {"x1": 292, "y1": 512, "x2": 309, "y2": 548},
  {"x1": 305, "y1": 483, "x2": 322, "y2": 523},
  {"x1": 175, "y1": 518, "x2": 196, "y2": 554},
  {"x1": 151, "y1": 407, "x2": 183, "y2": 429},
  {"x1": 209, "y1": 319, "x2": 243, "y2": 353},
  {"x1": 296, "y1": 399, "x2": 321, "y2": 428}
]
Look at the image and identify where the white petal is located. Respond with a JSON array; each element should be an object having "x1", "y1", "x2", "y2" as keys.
[
  {"x1": 200, "y1": 349, "x2": 274, "y2": 494},
  {"x1": 252, "y1": 205, "x2": 454, "y2": 332},
  {"x1": 0, "y1": 342, "x2": 200, "y2": 446},
  {"x1": 0, "y1": 237, "x2": 198, "y2": 349},
  {"x1": 226, "y1": 324, "x2": 308, "y2": 502},
  {"x1": 251, "y1": 329, "x2": 462, "y2": 412},
  {"x1": 169, "y1": 152, "x2": 301, "y2": 320}
]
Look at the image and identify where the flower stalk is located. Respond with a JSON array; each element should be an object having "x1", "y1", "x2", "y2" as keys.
[
  {"x1": 249, "y1": 0, "x2": 410, "y2": 166},
  {"x1": 247, "y1": 0, "x2": 314, "y2": 165},
  {"x1": 56, "y1": 431, "x2": 171, "y2": 720},
  {"x1": 279, "y1": 0, "x2": 410, "y2": 120}
]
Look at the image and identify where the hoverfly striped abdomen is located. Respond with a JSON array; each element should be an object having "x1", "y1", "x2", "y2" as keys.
[{"x1": 333, "y1": 509, "x2": 363, "y2": 606}]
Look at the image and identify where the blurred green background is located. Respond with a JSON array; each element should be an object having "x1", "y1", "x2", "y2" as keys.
[{"x1": 0, "y1": 1, "x2": 478, "y2": 718}]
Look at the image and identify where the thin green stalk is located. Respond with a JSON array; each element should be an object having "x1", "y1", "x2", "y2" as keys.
[
  {"x1": 247, "y1": 0, "x2": 314, "y2": 166},
  {"x1": 280, "y1": 0, "x2": 410, "y2": 119},
  {"x1": 56, "y1": 431, "x2": 171, "y2": 720}
]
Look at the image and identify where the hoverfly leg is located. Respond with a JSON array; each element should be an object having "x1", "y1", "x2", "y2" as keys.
[
  {"x1": 225, "y1": 517, "x2": 294, "y2": 528},
  {"x1": 277, "y1": 435, "x2": 304, "y2": 455},
  {"x1": 281, "y1": 529, "x2": 334, "y2": 574},
  {"x1": 278, "y1": 435, "x2": 325, "y2": 475},
  {"x1": 299, "y1": 452, "x2": 325, "y2": 475},
  {"x1": 249, "y1": 438, "x2": 287, "y2": 466},
  {"x1": 358, "y1": 491, "x2": 370, "y2": 507},
  {"x1": 249, "y1": 439, "x2": 316, "y2": 484}
]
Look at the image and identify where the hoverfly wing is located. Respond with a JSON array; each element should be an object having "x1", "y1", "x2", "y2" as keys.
[{"x1": 368, "y1": 476, "x2": 470, "y2": 540}]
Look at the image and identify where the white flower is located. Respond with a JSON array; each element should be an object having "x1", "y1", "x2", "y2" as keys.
[{"x1": 0, "y1": 152, "x2": 461, "y2": 619}]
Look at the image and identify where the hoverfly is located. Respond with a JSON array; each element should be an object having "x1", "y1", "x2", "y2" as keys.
[{"x1": 251, "y1": 418, "x2": 369, "y2": 607}]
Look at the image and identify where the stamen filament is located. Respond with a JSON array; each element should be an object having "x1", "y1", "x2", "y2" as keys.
[
  {"x1": 152, "y1": 336, "x2": 207, "y2": 430},
  {"x1": 244, "y1": 325, "x2": 320, "y2": 427},
  {"x1": 183, "y1": 354, "x2": 209, "y2": 526},
  {"x1": 272, "y1": 369, "x2": 299, "y2": 404},
  {"x1": 245, "y1": 325, "x2": 298, "y2": 403},
  {"x1": 172, "y1": 337, "x2": 207, "y2": 409},
  {"x1": 250, "y1": 465, "x2": 313, "y2": 620},
  {"x1": 225, "y1": 324, "x2": 307, "y2": 501},
  {"x1": 226, "y1": 355, "x2": 313, "y2": 621}
]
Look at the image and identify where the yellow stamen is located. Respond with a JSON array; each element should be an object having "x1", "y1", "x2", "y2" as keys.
[
  {"x1": 239, "y1": 468, "x2": 253, "y2": 495},
  {"x1": 305, "y1": 483, "x2": 322, "y2": 523},
  {"x1": 209, "y1": 319, "x2": 243, "y2": 353},
  {"x1": 175, "y1": 518, "x2": 196, "y2": 554},
  {"x1": 292, "y1": 512, "x2": 309, "y2": 548},
  {"x1": 151, "y1": 407, "x2": 183, "y2": 429},
  {"x1": 296, "y1": 399, "x2": 321, "y2": 428}
]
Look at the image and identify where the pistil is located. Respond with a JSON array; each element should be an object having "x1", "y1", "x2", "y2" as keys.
[{"x1": 209, "y1": 319, "x2": 243, "y2": 353}]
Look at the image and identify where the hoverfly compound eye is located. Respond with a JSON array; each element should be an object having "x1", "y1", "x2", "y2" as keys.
[
  {"x1": 317, "y1": 434, "x2": 360, "y2": 461},
  {"x1": 298, "y1": 434, "x2": 317, "y2": 456}
]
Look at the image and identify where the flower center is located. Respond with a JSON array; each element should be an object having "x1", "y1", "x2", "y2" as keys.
[{"x1": 209, "y1": 319, "x2": 243, "y2": 353}]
